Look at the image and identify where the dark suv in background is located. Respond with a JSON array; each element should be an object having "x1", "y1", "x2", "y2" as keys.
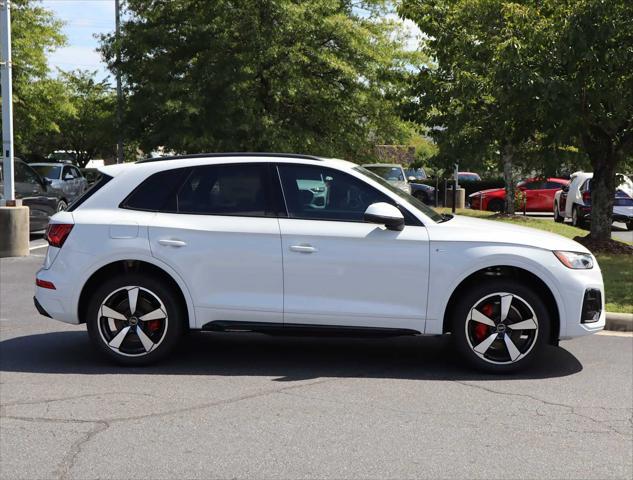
[{"x1": 0, "y1": 158, "x2": 66, "y2": 232}]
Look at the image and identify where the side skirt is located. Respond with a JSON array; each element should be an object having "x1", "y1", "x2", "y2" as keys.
[{"x1": 201, "y1": 321, "x2": 421, "y2": 338}]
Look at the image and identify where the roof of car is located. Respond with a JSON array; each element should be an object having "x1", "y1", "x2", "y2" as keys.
[
  {"x1": 136, "y1": 152, "x2": 326, "y2": 164},
  {"x1": 362, "y1": 163, "x2": 404, "y2": 168},
  {"x1": 29, "y1": 162, "x2": 68, "y2": 166}
]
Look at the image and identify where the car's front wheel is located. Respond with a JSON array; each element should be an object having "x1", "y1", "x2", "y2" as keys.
[
  {"x1": 86, "y1": 274, "x2": 184, "y2": 365},
  {"x1": 554, "y1": 202, "x2": 564, "y2": 223},
  {"x1": 571, "y1": 205, "x2": 584, "y2": 228},
  {"x1": 451, "y1": 280, "x2": 550, "y2": 373}
]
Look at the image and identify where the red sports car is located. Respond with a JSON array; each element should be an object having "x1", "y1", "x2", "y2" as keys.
[{"x1": 469, "y1": 178, "x2": 569, "y2": 212}]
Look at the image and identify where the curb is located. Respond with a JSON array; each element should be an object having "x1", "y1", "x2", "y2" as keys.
[{"x1": 605, "y1": 312, "x2": 633, "y2": 332}]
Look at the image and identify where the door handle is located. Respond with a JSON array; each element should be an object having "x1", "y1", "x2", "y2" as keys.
[
  {"x1": 158, "y1": 239, "x2": 187, "y2": 247},
  {"x1": 290, "y1": 244, "x2": 317, "y2": 254}
]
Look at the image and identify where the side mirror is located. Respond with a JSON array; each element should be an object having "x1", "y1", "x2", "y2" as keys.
[
  {"x1": 363, "y1": 202, "x2": 405, "y2": 231},
  {"x1": 408, "y1": 176, "x2": 417, "y2": 182}
]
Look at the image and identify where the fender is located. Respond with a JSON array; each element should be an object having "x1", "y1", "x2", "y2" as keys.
[
  {"x1": 425, "y1": 245, "x2": 567, "y2": 337},
  {"x1": 75, "y1": 252, "x2": 197, "y2": 329}
]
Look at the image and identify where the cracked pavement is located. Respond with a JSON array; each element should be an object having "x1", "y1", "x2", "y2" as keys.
[{"x1": 1, "y1": 255, "x2": 632, "y2": 479}]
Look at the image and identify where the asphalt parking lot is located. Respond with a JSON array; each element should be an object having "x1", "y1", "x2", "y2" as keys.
[{"x1": 1, "y1": 253, "x2": 632, "y2": 480}]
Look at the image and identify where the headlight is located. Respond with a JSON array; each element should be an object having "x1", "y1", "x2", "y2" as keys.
[{"x1": 553, "y1": 251, "x2": 594, "y2": 269}]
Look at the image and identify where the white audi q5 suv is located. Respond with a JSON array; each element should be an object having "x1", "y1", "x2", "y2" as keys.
[{"x1": 34, "y1": 153, "x2": 605, "y2": 372}]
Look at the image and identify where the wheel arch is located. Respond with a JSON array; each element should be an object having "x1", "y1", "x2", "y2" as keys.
[
  {"x1": 77, "y1": 257, "x2": 195, "y2": 329},
  {"x1": 441, "y1": 265, "x2": 561, "y2": 345}
]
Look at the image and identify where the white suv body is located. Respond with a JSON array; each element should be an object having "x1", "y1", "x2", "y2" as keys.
[{"x1": 34, "y1": 154, "x2": 604, "y2": 372}]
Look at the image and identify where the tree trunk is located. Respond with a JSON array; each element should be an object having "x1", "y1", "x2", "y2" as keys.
[
  {"x1": 503, "y1": 144, "x2": 515, "y2": 214},
  {"x1": 588, "y1": 152, "x2": 617, "y2": 241}
]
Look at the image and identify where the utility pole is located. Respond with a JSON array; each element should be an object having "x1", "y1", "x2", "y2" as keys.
[
  {"x1": 1, "y1": 0, "x2": 15, "y2": 201},
  {"x1": 115, "y1": 0, "x2": 124, "y2": 164}
]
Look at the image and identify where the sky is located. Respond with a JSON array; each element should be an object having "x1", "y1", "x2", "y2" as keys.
[
  {"x1": 41, "y1": 0, "x2": 422, "y2": 83},
  {"x1": 42, "y1": 0, "x2": 116, "y2": 81}
]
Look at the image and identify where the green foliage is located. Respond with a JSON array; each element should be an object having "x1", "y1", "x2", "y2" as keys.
[
  {"x1": 50, "y1": 71, "x2": 117, "y2": 168},
  {"x1": 1, "y1": 0, "x2": 68, "y2": 159},
  {"x1": 407, "y1": 133, "x2": 438, "y2": 168},
  {"x1": 99, "y1": 0, "x2": 416, "y2": 161}
]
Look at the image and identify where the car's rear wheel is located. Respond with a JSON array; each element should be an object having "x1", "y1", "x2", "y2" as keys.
[
  {"x1": 487, "y1": 199, "x2": 504, "y2": 213},
  {"x1": 554, "y1": 202, "x2": 564, "y2": 223},
  {"x1": 571, "y1": 205, "x2": 584, "y2": 228},
  {"x1": 451, "y1": 279, "x2": 550, "y2": 373},
  {"x1": 86, "y1": 274, "x2": 184, "y2": 365}
]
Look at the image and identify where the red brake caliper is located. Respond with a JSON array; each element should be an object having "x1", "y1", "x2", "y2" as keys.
[
  {"x1": 147, "y1": 320, "x2": 161, "y2": 332},
  {"x1": 475, "y1": 303, "x2": 494, "y2": 341}
]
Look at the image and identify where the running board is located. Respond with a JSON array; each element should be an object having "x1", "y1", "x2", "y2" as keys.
[{"x1": 201, "y1": 321, "x2": 420, "y2": 337}]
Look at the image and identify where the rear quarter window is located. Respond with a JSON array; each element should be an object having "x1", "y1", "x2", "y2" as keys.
[{"x1": 121, "y1": 168, "x2": 192, "y2": 212}]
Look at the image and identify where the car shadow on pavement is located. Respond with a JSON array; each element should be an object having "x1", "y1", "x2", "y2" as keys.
[{"x1": 0, "y1": 330, "x2": 583, "y2": 381}]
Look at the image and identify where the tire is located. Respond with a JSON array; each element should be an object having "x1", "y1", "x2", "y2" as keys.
[
  {"x1": 86, "y1": 273, "x2": 184, "y2": 365},
  {"x1": 554, "y1": 203, "x2": 564, "y2": 223},
  {"x1": 571, "y1": 205, "x2": 584, "y2": 228},
  {"x1": 487, "y1": 199, "x2": 504, "y2": 213},
  {"x1": 56, "y1": 200, "x2": 68, "y2": 212},
  {"x1": 451, "y1": 279, "x2": 550, "y2": 373}
]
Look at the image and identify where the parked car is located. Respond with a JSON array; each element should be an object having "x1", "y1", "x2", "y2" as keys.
[
  {"x1": 409, "y1": 182, "x2": 435, "y2": 204},
  {"x1": 405, "y1": 167, "x2": 428, "y2": 181},
  {"x1": 34, "y1": 153, "x2": 604, "y2": 372},
  {"x1": 0, "y1": 158, "x2": 67, "y2": 231},
  {"x1": 361, "y1": 163, "x2": 411, "y2": 193},
  {"x1": 469, "y1": 177, "x2": 569, "y2": 212},
  {"x1": 30, "y1": 162, "x2": 88, "y2": 204},
  {"x1": 458, "y1": 172, "x2": 482, "y2": 182},
  {"x1": 554, "y1": 172, "x2": 633, "y2": 229}
]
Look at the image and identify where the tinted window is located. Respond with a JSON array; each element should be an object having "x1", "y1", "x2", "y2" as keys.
[
  {"x1": 15, "y1": 161, "x2": 40, "y2": 185},
  {"x1": 62, "y1": 166, "x2": 76, "y2": 179},
  {"x1": 122, "y1": 168, "x2": 192, "y2": 212},
  {"x1": 545, "y1": 181, "x2": 565, "y2": 189},
  {"x1": 71, "y1": 166, "x2": 82, "y2": 178},
  {"x1": 176, "y1": 164, "x2": 271, "y2": 216},
  {"x1": 278, "y1": 164, "x2": 403, "y2": 223},
  {"x1": 32, "y1": 165, "x2": 62, "y2": 180}
]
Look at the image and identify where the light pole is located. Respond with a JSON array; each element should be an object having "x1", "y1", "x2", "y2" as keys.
[
  {"x1": 115, "y1": 0, "x2": 123, "y2": 164},
  {"x1": 1, "y1": 0, "x2": 15, "y2": 201}
]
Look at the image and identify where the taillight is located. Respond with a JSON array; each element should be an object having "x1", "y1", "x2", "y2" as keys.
[
  {"x1": 582, "y1": 191, "x2": 591, "y2": 204},
  {"x1": 36, "y1": 278, "x2": 56, "y2": 290},
  {"x1": 45, "y1": 223, "x2": 74, "y2": 248}
]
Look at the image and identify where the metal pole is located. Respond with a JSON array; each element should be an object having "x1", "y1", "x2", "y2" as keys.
[
  {"x1": 115, "y1": 0, "x2": 123, "y2": 164},
  {"x1": 452, "y1": 163, "x2": 458, "y2": 213},
  {"x1": 1, "y1": 0, "x2": 14, "y2": 202}
]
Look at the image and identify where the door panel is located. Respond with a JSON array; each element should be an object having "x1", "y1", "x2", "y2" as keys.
[
  {"x1": 144, "y1": 162, "x2": 284, "y2": 328},
  {"x1": 275, "y1": 163, "x2": 429, "y2": 331},
  {"x1": 149, "y1": 215, "x2": 283, "y2": 327},
  {"x1": 279, "y1": 219, "x2": 429, "y2": 330}
]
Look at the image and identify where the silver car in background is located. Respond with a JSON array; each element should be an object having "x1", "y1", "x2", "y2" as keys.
[
  {"x1": 30, "y1": 163, "x2": 88, "y2": 208},
  {"x1": 361, "y1": 163, "x2": 411, "y2": 194}
]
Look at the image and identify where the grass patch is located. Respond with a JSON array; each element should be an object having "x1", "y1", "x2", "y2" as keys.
[{"x1": 437, "y1": 208, "x2": 633, "y2": 313}]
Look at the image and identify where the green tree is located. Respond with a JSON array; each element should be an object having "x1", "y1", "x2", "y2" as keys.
[
  {"x1": 99, "y1": 0, "x2": 415, "y2": 161},
  {"x1": 51, "y1": 70, "x2": 116, "y2": 168},
  {"x1": 400, "y1": 0, "x2": 544, "y2": 213},
  {"x1": 535, "y1": 0, "x2": 633, "y2": 241},
  {"x1": 1, "y1": 0, "x2": 69, "y2": 160}
]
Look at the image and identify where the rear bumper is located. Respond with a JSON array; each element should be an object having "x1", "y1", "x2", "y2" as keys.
[
  {"x1": 33, "y1": 296, "x2": 51, "y2": 318},
  {"x1": 34, "y1": 267, "x2": 80, "y2": 324}
]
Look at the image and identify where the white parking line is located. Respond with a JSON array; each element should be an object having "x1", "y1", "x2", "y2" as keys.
[
  {"x1": 597, "y1": 330, "x2": 633, "y2": 337},
  {"x1": 29, "y1": 244, "x2": 48, "y2": 251}
]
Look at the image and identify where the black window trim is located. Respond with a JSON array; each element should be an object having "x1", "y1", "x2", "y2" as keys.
[{"x1": 274, "y1": 163, "x2": 424, "y2": 227}]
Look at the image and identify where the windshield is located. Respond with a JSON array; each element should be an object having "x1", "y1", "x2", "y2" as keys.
[
  {"x1": 354, "y1": 166, "x2": 444, "y2": 223},
  {"x1": 31, "y1": 165, "x2": 61, "y2": 180},
  {"x1": 364, "y1": 165, "x2": 405, "y2": 182}
]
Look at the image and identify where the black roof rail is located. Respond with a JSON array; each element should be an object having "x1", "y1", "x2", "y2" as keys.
[{"x1": 136, "y1": 152, "x2": 325, "y2": 164}]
